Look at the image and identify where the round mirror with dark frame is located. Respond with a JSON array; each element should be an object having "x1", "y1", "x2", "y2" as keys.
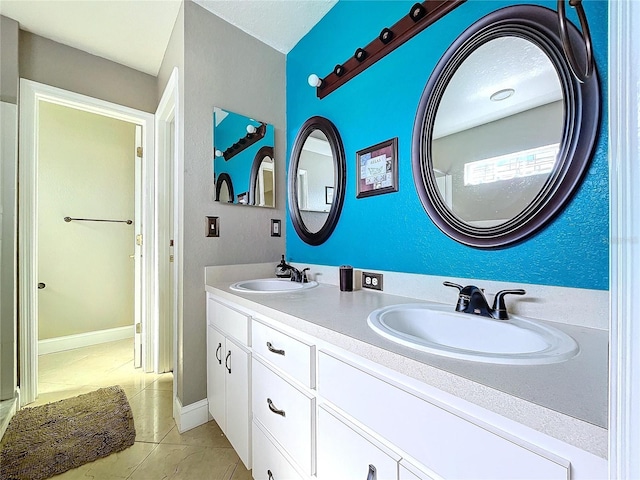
[
  {"x1": 249, "y1": 146, "x2": 275, "y2": 207},
  {"x1": 215, "y1": 173, "x2": 234, "y2": 203},
  {"x1": 288, "y1": 116, "x2": 346, "y2": 246},
  {"x1": 412, "y1": 5, "x2": 601, "y2": 248}
]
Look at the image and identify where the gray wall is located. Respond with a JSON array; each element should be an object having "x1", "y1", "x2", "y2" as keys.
[
  {"x1": 0, "y1": 15, "x2": 19, "y2": 402},
  {"x1": 178, "y1": 1, "x2": 286, "y2": 406},
  {"x1": 1, "y1": 16, "x2": 19, "y2": 103},
  {"x1": 19, "y1": 31, "x2": 157, "y2": 114}
]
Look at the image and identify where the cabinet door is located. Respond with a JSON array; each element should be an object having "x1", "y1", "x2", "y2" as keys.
[
  {"x1": 225, "y1": 336, "x2": 252, "y2": 469},
  {"x1": 207, "y1": 325, "x2": 226, "y2": 430},
  {"x1": 317, "y1": 405, "x2": 400, "y2": 480},
  {"x1": 253, "y1": 420, "x2": 304, "y2": 480}
]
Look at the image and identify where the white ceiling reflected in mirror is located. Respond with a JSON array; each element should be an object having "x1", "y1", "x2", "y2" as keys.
[
  {"x1": 213, "y1": 107, "x2": 275, "y2": 207},
  {"x1": 412, "y1": 5, "x2": 601, "y2": 248}
]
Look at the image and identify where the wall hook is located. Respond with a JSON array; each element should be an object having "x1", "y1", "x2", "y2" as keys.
[
  {"x1": 557, "y1": 0, "x2": 594, "y2": 83},
  {"x1": 311, "y1": 0, "x2": 466, "y2": 99}
]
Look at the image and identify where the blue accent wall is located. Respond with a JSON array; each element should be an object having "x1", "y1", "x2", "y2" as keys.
[{"x1": 285, "y1": 0, "x2": 609, "y2": 290}]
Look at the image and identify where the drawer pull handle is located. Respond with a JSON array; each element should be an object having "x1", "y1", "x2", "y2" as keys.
[
  {"x1": 225, "y1": 351, "x2": 231, "y2": 374},
  {"x1": 267, "y1": 470, "x2": 274, "y2": 480},
  {"x1": 267, "y1": 398, "x2": 286, "y2": 417},
  {"x1": 215, "y1": 343, "x2": 222, "y2": 365},
  {"x1": 266, "y1": 341, "x2": 285, "y2": 356},
  {"x1": 367, "y1": 464, "x2": 376, "y2": 480}
]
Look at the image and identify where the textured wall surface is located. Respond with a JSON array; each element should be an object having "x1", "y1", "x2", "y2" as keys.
[
  {"x1": 176, "y1": 1, "x2": 286, "y2": 406},
  {"x1": 286, "y1": 0, "x2": 609, "y2": 290},
  {"x1": 19, "y1": 31, "x2": 157, "y2": 114}
]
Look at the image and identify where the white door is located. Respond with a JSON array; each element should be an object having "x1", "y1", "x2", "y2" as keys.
[{"x1": 133, "y1": 125, "x2": 143, "y2": 368}]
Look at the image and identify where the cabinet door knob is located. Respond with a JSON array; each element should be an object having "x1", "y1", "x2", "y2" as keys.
[
  {"x1": 215, "y1": 343, "x2": 222, "y2": 364},
  {"x1": 267, "y1": 398, "x2": 286, "y2": 417},
  {"x1": 225, "y1": 351, "x2": 231, "y2": 374},
  {"x1": 367, "y1": 464, "x2": 377, "y2": 480},
  {"x1": 266, "y1": 341, "x2": 285, "y2": 356}
]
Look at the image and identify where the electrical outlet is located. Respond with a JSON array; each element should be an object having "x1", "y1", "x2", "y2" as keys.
[{"x1": 362, "y1": 272, "x2": 383, "y2": 291}]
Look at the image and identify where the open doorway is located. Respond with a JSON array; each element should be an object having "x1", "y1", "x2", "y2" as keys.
[{"x1": 18, "y1": 80, "x2": 155, "y2": 405}]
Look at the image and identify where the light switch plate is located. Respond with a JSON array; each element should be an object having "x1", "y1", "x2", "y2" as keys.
[
  {"x1": 206, "y1": 216, "x2": 219, "y2": 237},
  {"x1": 271, "y1": 219, "x2": 281, "y2": 237}
]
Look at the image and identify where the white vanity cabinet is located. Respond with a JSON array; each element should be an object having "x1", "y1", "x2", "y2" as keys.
[
  {"x1": 251, "y1": 319, "x2": 316, "y2": 477},
  {"x1": 317, "y1": 404, "x2": 401, "y2": 480},
  {"x1": 204, "y1": 288, "x2": 605, "y2": 480},
  {"x1": 318, "y1": 350, "x2": 571, "y2": 480},
  {"x1": 206, "y1": 294, "x2": 251, "y2": 469}
]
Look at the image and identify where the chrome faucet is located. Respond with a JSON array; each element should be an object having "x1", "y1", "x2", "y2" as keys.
[{"x1": 443, "y1": 281, "x2": 525, "y2": 320}]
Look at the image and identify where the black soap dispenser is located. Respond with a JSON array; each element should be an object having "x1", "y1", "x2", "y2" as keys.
[{"x1": 275, "y1": 255, "x2": 291, "y2": 278}]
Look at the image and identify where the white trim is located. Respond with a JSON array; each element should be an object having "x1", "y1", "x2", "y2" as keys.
[
  {"x1": 173, "y1": 395, "x2": 209, "y2": 434},
  {"x1": 609, "y1": 1, "x2": 640, "y2": 478},
  {"x1": 0, "y1": 390, "x2": 19, "y2": 440},
  {"x1": 38, "y1": 326, "x2": 134, "y2": 355},
  {"x1": 18, "y1": 79, "x2": 156, "y2": 405},
  {"x1": 155, "y1": 67, "x2": 179, "y2": 375}
]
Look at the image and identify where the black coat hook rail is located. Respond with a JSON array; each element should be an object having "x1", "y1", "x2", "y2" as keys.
[
  {"x1": 220, "y1": 123, "x2": 267, "y2": 161},
  {"x1": 315, "y1": 0, "x2": 466, "y2": 99},
  {"x1": 64, "y1": 216, "x2": 133, "y2": 225}
]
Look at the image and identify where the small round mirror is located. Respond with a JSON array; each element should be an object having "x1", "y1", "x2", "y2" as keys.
[
  {"x1": 289, "y1": 116, "x2": 346, "y2": 245},
  {"x1": 412, "y1": 5, "x2": 600, "y2": 248}
]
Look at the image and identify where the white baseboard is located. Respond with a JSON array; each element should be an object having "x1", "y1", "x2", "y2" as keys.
[
  {"x1": 173, "y1": 395, "x2": 209, "y2": 433},
  {"x1": 0, "y1": 389, "x2": 19, "y2": 440},
  {"x1": 38, "y1": 325, "x2": 134, "y2": 355}
]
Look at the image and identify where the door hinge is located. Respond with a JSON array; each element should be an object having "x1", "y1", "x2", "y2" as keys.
[
  {"x1": 169, "y1": 254, "x2": 174, "y2": 263},
  {"x1": 136, "y1": 234, "x2": 143, "y2": 246},
  {"x1": 136, "y1": 146, "x2": 143, "y2": 158},
  {"x1": 136, "y1": 323, "x2": 142, "y2": 334}
]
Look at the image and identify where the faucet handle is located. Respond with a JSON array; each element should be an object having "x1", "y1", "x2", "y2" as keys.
[
  {"x1": 443, "y1": 281, "x2": 470, "y2": 312},
  {"x1": 443, "y1": 281, "x2": 463, "y2": 292},
  {"x1": 492, "y1": 289, "x2": 526, "y2": 320},
  {"x1": 301, "y1": 268, "x2": 310, "y2": 283}
]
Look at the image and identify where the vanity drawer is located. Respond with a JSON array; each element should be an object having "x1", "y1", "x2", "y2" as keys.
[
  {"x1": 252, "y1": 319, "x2": 315, "y2": 388},
  {"x1": 207, "y1": 295, "x2": 250, "y2": 345},
  {"x1": 252, "y1": 420, "x2": 304, "y2": 480},
  {"x1": 318, "y1": 351, "x2": 569, "y2": 480},
  {"x1": 252, "y1": 357, "x2": 315, "y2": 474},
  {"x1": 317, "y1": 404, "x2": 400, "y2": 480}
]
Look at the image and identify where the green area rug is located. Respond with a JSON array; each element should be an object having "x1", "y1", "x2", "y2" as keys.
[{"x1": 0, "y1": 385, "x2": 135, "y2": 480}]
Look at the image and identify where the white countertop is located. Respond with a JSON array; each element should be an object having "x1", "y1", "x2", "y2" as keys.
[{"x1": 206, "y1": 279, "x2": 608, "y2": 458}]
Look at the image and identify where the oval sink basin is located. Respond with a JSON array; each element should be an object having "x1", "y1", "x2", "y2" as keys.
[
  {"x1": 367, "y1": 303, "x2": 579, "y2": 365},
  {"x1": 230, "y1": 278, "x2": 318, "y2": 293}
]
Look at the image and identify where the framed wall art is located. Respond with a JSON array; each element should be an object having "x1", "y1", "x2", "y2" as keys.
[{"x1": 356, "y1": 137, "x2": 398, "y2": 198}]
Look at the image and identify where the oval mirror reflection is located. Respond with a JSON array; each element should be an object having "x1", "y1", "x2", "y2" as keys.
[
  {"x1": 432, "y1": 36, "x2": 564, "y2": 228},
  {"x1": 412, "y1": 5, "x2": 601, "y2": 248},
  {"x1": 288, "y1": 116, "x2": 346, "y2": 246},
  {"x1": 297, "y1": 131, "x2": 335, "y2": 234}
]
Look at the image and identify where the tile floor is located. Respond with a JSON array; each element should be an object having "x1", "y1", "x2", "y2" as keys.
[{"x1": 32, "y1": 338, "x2": 251, "y2": 480}]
